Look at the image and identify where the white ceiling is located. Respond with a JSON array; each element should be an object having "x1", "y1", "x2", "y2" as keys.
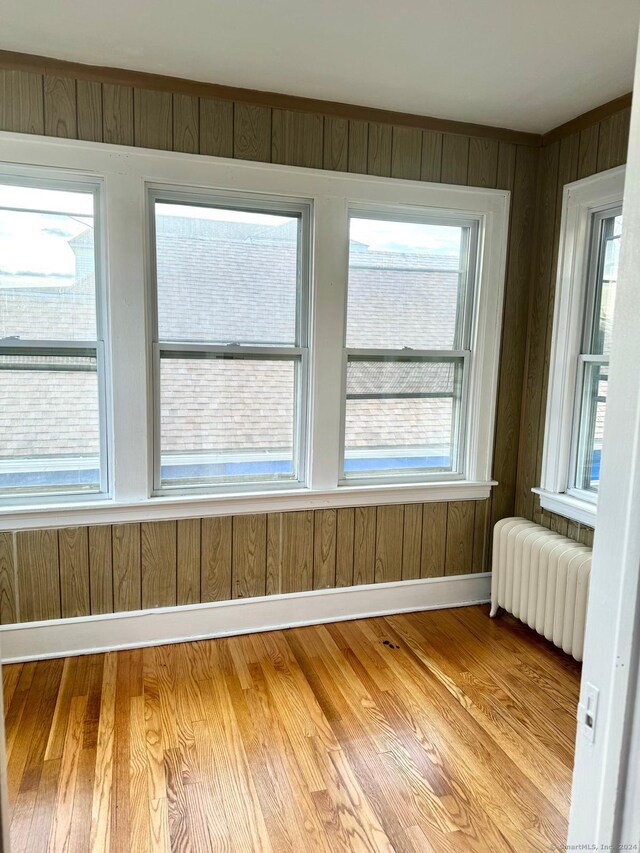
[{"x1": 1, "y1": 0, "x2": 639, "y2": 133}]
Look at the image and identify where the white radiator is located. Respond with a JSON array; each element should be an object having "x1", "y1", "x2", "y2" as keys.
[{"x1": 490, "y1": 517, "x2": 591, "y2": 661}]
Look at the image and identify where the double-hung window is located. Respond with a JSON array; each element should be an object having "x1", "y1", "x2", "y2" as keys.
[
  {"x1": 0, "y1": 174, "x2": 107, "y2": 500},
  {"x1": 341, "y1": 211, "x2": 477, "y2": 483},
  {"x1": 538, "y1": 166, "x2": 624, "y2": 525},
  {"x1": 149, "y1": 189, "x2": 310, "y2": 494}
]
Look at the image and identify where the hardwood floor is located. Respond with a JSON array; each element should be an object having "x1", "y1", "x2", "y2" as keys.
[{"x1": 2, "y1": 605, "x2": 581, "y2": 852}]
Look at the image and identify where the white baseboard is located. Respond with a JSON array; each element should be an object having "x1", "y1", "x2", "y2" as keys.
[{"x1": 0, "y1": 572, "x2": 491, "y2": 663}]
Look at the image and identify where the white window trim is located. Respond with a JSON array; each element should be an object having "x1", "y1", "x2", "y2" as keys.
[
  {"x1": 0, "y1": 131, "x2": 509, "y2": 530},
  {"x1": 535, "y1": 164, "x2": 625, "y2": 527}
]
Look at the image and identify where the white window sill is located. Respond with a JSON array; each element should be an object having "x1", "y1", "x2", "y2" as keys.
[
  {"x1": 0, "y1": 480, "x2": 496, "y2": 531},
  {"x1": 533, "y1": 487, "x2": 597, "y2": 527}
]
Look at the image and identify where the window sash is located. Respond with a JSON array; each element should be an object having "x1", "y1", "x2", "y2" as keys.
[{"x1": 582, "y1": 205, "x2": 623, "y2": 356}]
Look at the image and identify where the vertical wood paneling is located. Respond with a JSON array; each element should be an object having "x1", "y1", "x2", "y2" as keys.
[
  {"x1": 44, "y1": 75, "x2": 77, "y2": 138},
  {"x1": 272, "y1": 109, "x2": 323, "y2": 168},
  {"x1": 353, "y1": 506, "x2": 376, "y2": 586},
  {"x1": 348, "y1": 120, "x2": 368, "y2": 173},
  {"x1": 577, "y1": 124, "x2": 599, "y2": 179},
  {"x1": 200, "y1": 98, "x2": 233, "y2": 157},
  {"x1": 374, "y1": 505, "x2": 404, "y2": 583},
  {"x1": 0, "y1": 70, "x2": 44, "y2": 134},
  {"x1": 88, "y1": 525, "x2": 113, "y2": 615},
  {"x1": 323, "y1": 116, "x2": 348, "y2": 172},
  {"x1": 76, "y1": 80, "x2": 102, "y2": 142},
  {"x1": 420, "y1": 131, "x2": 442, "y2": 182},
  {"x1": 134, "y1": 89, "x2": 172, "y2": 150},
  {"x1": 266, "y1": 512, "x2": 283, "y2": 596},
  {"x1": 172, "y1": 94, "x2": 199, "y2": 154},
  {"x1": 496, "y1": 142, "x2": 517, "y2": 191},
  {"x1": 102, "y1": 84, "x2": 134, "y2": 145},
  {"x1": 141, "y1": 521, "x2": 177, "y2": 609},
  {"x1": 391, "y1": 126, "x2": 422, "y2": 180},
  {"x1": 441, "y1": 134, "x2": 469, "y2": 185},
  {"x1": 444, "y1": 502, "x2": 476, "y2": 576},
  {"x1": 0, "y1": 532, "x2": 17, "y2": 624},
  {"x1": 471, "y1": 500, "x2": 490, "y2": 573},
  {"x1": 176, "y1": 519, "x2": 201, "y2": 605},
  {"x1": 549, "y1": 514, "x2": 569, "y2": 536},
  {"x1": 578, "y1": 525, "x2": 594, "y2": 548},
  {"x1": 335, "y1": 508, "x2": 355, "y2": 587},
  {"x1": 233, "y1": 103, "x2": 271, "y2": 162},
  {"x1": 281, "y1": 511, "x2": 314, "y2": 593},
  {"x1": 58, "y1": 527, "x2": 90, "y2": 618},
  {"x1": 232, "y1": 514, "x2": 267, "y2": 600},
  {"x1": 313, "y1": 510, "x2": 337, "y2": 590},
  {"x1": 467, "y1": 137, "x2": 499, "y2": 188},
  {"x1": 112, "y1": 523, "x2": 141, "y2": 612},
  {"x1": 401, "y1": 504, "x2": 423, "y2": 581},
  {"x1": 421, "y1": 503, "x2": 447, "y2": 578},
  {"x1": 16, "y1": 529, "x2": 60, "y2": 622},
  {"x1": 201, "y1": 517, "x2": 232, "y2": 602},
  {"x1": 366, "y1": 122, "x2": 392, "y2": 177},
  {"x1": 597, "y1": 108, "x2": 631, "y2": 171}
]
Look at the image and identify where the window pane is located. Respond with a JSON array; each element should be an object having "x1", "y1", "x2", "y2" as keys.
[
  {"x1": 155, "y1": 202, "x2": 300, "y2": 345},
  {"x1": 346, "y1": 217, "x2": 468, "y2": 349},
  {"x1": 0, "y1": 184, "x2": 97, "y2": 341},
  {"x1": 343, "y1": 358, "x2": 463, "y2": 478},
  {"x1": 0, "y1": 353, "x2": 101, "y2": 496},
  {"x1": 160, "y1": 356, "x2": 299, "y2": 487},
  {"x1": 591, "y1": 213, "x2": 621, "y2": 356},
  {"x1": 575, "y1": 360, "x2": 607, "y2": 492}
]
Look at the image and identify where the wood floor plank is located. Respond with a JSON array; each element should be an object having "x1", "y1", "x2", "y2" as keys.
[{"x1": 4, "y1": 606, "x2": 580, "y2": 852}]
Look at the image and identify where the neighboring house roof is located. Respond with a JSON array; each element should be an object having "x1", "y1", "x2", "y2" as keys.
[{"x1": 1, "y1": 216, "x2": 463, "y2": 462}]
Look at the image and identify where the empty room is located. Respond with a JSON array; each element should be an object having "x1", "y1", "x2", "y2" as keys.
[{"x1": 1, "y1": 1, "x2": 640, "y2": 850}]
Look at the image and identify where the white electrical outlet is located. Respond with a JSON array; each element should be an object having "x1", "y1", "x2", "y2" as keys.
[{"x1": 577, "y1": 682, "x2": 599, "y2": 743}]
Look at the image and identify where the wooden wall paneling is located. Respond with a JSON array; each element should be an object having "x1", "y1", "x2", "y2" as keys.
[
  {"x1": 491, "y1": 145, "x2": 538, "y2": 527},
  {"x1": 272, "y1": 109, "x2": 323, "y2": 168},
  {"x1": 16, "y1": 529, "x2": 60, "y2": 622},
  {"x1": 444, "y1": 501, "x2": 476, "y2": 575},
  {"x1": 0, "y1": 69, "x2": 44, "y2": 134},
  {"x1": 577, "y1": 124, "x2": 599, "y2": 179},
  {"x1": 597, "y1": 108, "x2": 631, "y2": 172},
  {"x1": 0, "y1": 532, "x2": 17, "y2": 624},
  {"x1": 566, "y1": 519, "x2": 581, "y2": 542},
  {"x1": 201, "y1": 517, "x2": 232, "y2": 602},
  {"x1": 134, "y1": 88, "x2": 172, "y2": 150},
  {"x1": 441, "y1": 133, "x2": 469, "y2": 185},
  {"x1": 176, "y1": 518, "x2": 201, "y2": 605},
  {"x1": 43, "y1": 75, "x2": 77, "y2": 138},
  {"x1": 323, "y1": 116, "x2": 348, "y2": 172},
  {"x1": 467, "y1": 137, "x2": 499, "y2": 188},
  {"x1": 549, "y1": 514, "x2": 569, "y2": 537},
  {"x1": 141, "y1": 520, "x2": 177, "y2": 609},
  {"x1": 313, "y1": 509, "x2": 337, "y2": 590},
  {"x1": 199, "y1": 97, "x2": 233, "y2": 157},
  {"x1": 88, "y1": 525, "x2": 113, "y2": 615},
  {"x1": 76, "y1": 79, "x2": 102, "y2": 142},
  {"x1": 366, "y1": 122, "x2": 392, "y2": 177},
  {"x1": 102, "y1": 84, "x2": 134, "y2": 146},
  {"x1": 401, "y1": 504, "x2": 423, "y2": 581},
  {"x1": 280, "y1": 510, "x2": 314, "y2": 594},
  {"x1": 420, "y1": 130, "x2": 443, "y2": 182},
  {"x1": 335, "y1": 508, "x2": 355, "y2": 587},
  {"x1": 58, "y1": 527, "x2": 90, "y2": 618},
  {"x1": 232, "y1": 514, "x2": 267, "y2": 599},
  {"x1": 348, "y1": 120, "x2": 368, "y2": 173},
  {"x1": 266, "y1": 512, "x2": 283, "y2": 596},
  {"x1": 374, "y1": 504, "x2": 404, "y2": 583},
  {"x1": 516, "y1": 141, "x2": 560, "y2": 519},
  {"x1": 112, "y1": 523, "x2": 141, "y2": 612},
  {"x1": 233, "y1": 103, "x2": 271, "y2": 162},
  {"x1": 390, "y1": 126, "x2": 422, "y2": 180},
  {"x1": 496, "y1": 142, "x2": 517, "y2": 191},
  {"x1": 471, "y1": 499, "x2": 490, "y2": 573},
  {"x1": 578, "y1": 525, "x2": 594, "y2": 548},
  {"x1": 420, "y1": 503, "x2": 447, "y2": 578},
  {"x1": 353, "y1": 506, "x2": 376, "y2": 586},
  {"x1": 172, "y1": 93, "x2": 199, "y2": 154}
]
